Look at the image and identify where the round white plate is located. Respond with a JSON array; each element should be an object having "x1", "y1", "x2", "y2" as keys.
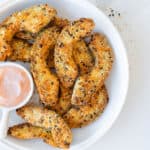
[{"x1": 0, "y1": 0, "x2": 129, "y2": 150}]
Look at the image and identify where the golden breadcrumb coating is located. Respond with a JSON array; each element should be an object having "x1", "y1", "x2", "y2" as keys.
[
  {"x1": 73, "y1": 40, "x2": 94, "y2": 75},
  {"x1": 71, "y1": 33, "x2": 113, "y2": 106},
  {"x1": 8, "y1": 123, "x2": 57, "y2": 147},
  {"x1": 31, "y1": 27, "x2": 60, "y2": 106},
  {"x1": 16, "y1": 105, "x2": 72, "y2": 148},
  {"x1": 63, "y1": 86, "x2": 108, "y2": 128},
  {"x1": 15, "y1": 17, "x2": 69, "y2": 40},
  {"x1": 19, "y1": 4, "x2": 57, "y2": 33},
  {"x1": 8, "y1": 38, "x2": 31, "y2": 61},
  {"x1": 55, "y1": 18, "x2": 95, "y2": 88},
  {"x1": 0, "y1": 4, "x2": 56, "y2": 61},
  {"x1": 50, "y1": 85, "x2": 72, "y2": 115}
]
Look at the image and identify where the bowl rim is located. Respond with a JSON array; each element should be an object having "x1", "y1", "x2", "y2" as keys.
[
  {"x1": 0, "y1": 0, "x2": 129, "y2": 149},
  {"x1": 0, "y1": 62, "x2": 34, "y2": 111}
]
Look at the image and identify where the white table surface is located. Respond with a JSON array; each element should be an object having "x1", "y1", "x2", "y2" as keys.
[{"x1": 0, "y1": 0, "x2": 150, "y2": 150}]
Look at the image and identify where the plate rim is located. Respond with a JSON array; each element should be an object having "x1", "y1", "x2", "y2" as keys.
[{"x1": 0, "y1": 0, "x2": 129, "y2": 149}]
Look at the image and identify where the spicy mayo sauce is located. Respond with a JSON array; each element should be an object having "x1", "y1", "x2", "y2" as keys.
[{"x1": 0, "y1": 66, "x2": 31, "y2": 107}]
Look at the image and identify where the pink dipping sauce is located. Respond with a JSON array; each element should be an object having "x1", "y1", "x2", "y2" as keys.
[{"x1": 0, "y1": 66, "x2": 31, "y2": 107}]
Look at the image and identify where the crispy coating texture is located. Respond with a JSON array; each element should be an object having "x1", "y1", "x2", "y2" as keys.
[
  {"x1": 0, "y1": 13, "x2": 20, "y2": 60},
  {"x1": 15, "y1": 17, "x2": 69, "y2": 40},
  {"x1": 16, "y1": 105, "x2": 72, "y2": 149},
  {"x1": 55, "y1": 18, "x2": 95, "y2": 88},
  {"x1": 63, "y1": 86, "x2": 108, "y2": 128},
  {"x1": 71, "y1": 33, "x2": 113, "y2": 105},
  {"x1": 48, "y1": 40, "x2": 93, "y2": 70},
  {"x1": 8, "y1": 123, "x2": 57, "y2": 147},
  {"x1": 8, "y1": 38, "x2": 31, "y2": 61},
  {"x1": 47, "y1": 17, "x2": 70, "y2": 68},
  {"x1": 8, "y1": 39, "x2": 93, "y2": 72},
  {"x1": 19, "y1": 4, "x2": 57, "y2": 33},
  {"x1": 73, "y1": 40, "x2": 94, "y2": 75},
  {"x1": 9, "y1": 37, "x2": 55, "y2": 67},
  {"x1": 14, "y1": 17, "x2": 69, "y2": 68},
  {"x1": 50, "y1": 85, "x2": 72, "y2": 115},
  {"x1": 0, "y1": 4, "x2": 56, "y2": 61},
  {"x1": 31, "y1": 27, "x2": 60, "y2": 106},
  {"x1": 48, "y1": 41, "x2": 93, "y2": 115},
  {"x1": 50, "y1": 17, "x2": 70, "y2": 28}
]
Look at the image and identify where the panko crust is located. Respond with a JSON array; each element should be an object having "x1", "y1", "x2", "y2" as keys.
[
  {"x1": 15, "y1": 17, "x2": 69, "y2": 40},
  {"x1": 47, "y1": 17, "x2": 69, "y2": 68},
  {"x1": 63, "y1": 86, "x2": 108, "y2": 128},
  {"x1": 10, "y1": 19, "x2": 68, "y2": 63},
  {"x1": 71, "y1": 33, "x2": 113, "y2": 105},
  {"x1": 19, "y1": 4, "x2": 57, "y2": 33},
  {"x1": 55, "y1": 18, "x2": 95, "y2": 88},
  {"x1": 48, "y1": 39, "x2": 94, "y2": 70},
  {"x1": 16, "y1": 105, "x2": 72, "y2": 149},
  {"x1": 8, "y1": 38, "x2": 31, "y2": 61},
  {"x1": 50, "y1": 85, "x2": 72, "y2": 115},
  {"x1": 73, "y1": 40, "x2": 94, "y2": 75},
  {"x1": 50, "y1": 17, "x2": 70, "y2": 29},
  {"x1": 0, "y1": 4, "x2": 56, "y2": 61},
  {"x1": 31, "y1": 26, "x2": 60, "y2": 106},
  {"x1": 0, "y1": 13, "x2": 20, "y2": 61},
  {"x1": 8, "y1": 123, "x2": 57, "y2": 147}
]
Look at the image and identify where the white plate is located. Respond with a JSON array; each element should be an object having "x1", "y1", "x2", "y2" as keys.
[{"x1": 0, "y1": 0, "x2": 129, "y2": 149}]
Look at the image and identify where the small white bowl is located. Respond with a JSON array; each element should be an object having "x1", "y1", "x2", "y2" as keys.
[
  {"x1": 0, "y1": 0, "x2": 129, "y2": 150},
  {"x1": 0, "y1": 62, "x2": 34, "y2": 139}
]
